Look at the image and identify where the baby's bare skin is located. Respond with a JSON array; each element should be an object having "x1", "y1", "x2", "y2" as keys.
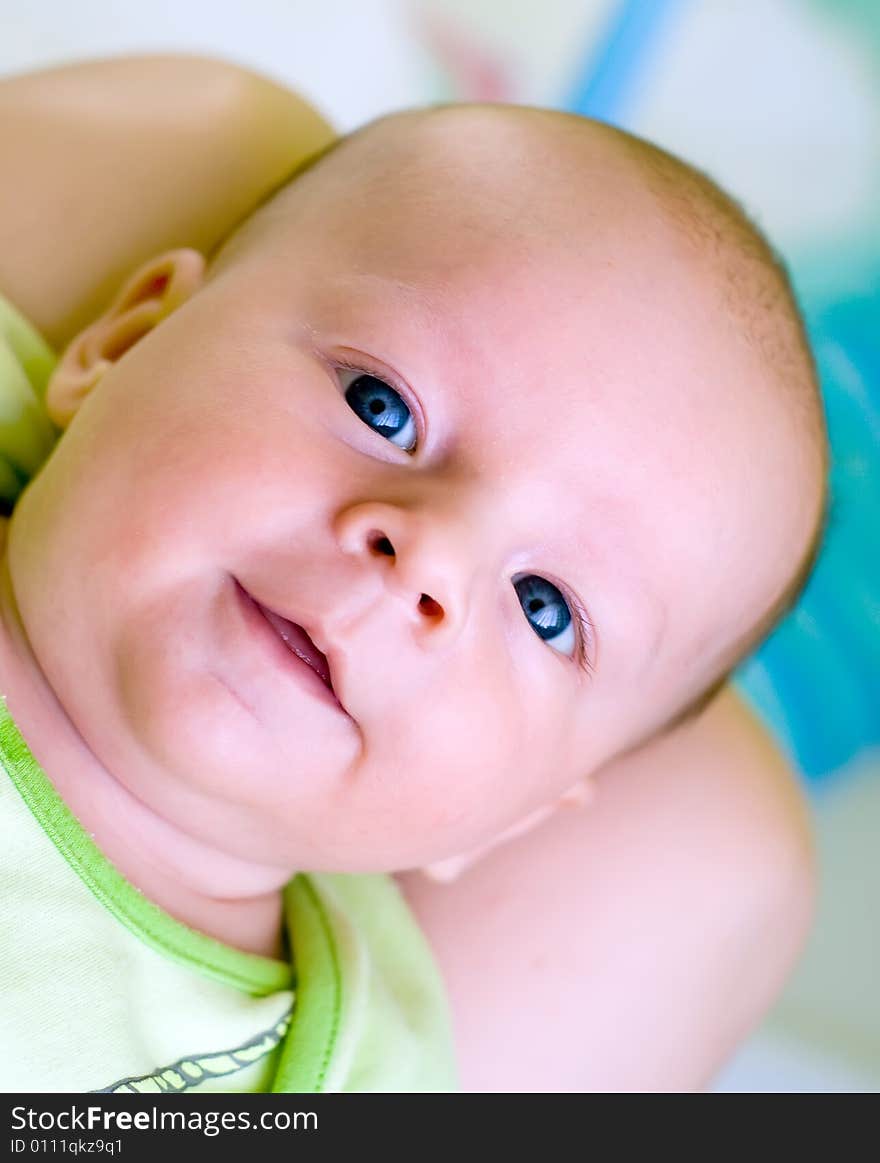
[{"x1": 0, "y1": 55, "x2": 817, "y2": 1089}]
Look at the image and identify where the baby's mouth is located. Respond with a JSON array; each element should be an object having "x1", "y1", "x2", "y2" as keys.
[
  {"x1": 233, "y1": 578, "x2": 351, "y2": 717},
  {"x1": 256, "y1": 605, "x2": 333, "y2": 690}
]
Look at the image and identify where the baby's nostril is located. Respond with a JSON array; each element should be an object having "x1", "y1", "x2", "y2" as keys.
[
  {"x1": 419, "y1": 594, "x2": 442, "y2": 618},
  {"x1": 369, "y1": 532, "x2": 395, "y2": 557}
]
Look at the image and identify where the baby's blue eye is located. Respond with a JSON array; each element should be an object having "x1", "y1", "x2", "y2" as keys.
[
  {"x1": 342, "y1": 371, "x2": 417, "y2": 453},
  {"x1": 514, "y1": 575, "x2": 576, "y2": 659}
]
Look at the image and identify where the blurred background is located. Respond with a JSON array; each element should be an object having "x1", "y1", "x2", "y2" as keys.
[{"x1": 2, "y1": 0, "x2": 877, "y2": 1091}]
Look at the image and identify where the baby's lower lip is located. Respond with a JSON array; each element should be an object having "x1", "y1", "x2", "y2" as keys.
[
  {"x1": 233, "y1": 579, "x2": 343, "y2": 713},
  {"x1": 257, "y1": 605, "x2": 332, "y2": 687}
]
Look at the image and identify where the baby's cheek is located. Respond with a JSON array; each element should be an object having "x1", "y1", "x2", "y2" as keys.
[{"x1": 366, "y1": 656, "x2": 546, "y2": 857}]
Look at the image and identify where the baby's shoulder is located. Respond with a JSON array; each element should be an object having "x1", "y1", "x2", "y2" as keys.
[
  {"x1": 0, "y1": 54, "x2": 335, "y2": 349},
  {"x1": 395, "y1": 682, "x2": 815, "y2": 1089}
]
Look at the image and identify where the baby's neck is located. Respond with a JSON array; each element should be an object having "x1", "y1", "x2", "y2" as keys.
[
  {"x1": 81, "y1": 785, "x2": 288, "y2": 958},
  {"x1": 0, "y1": 558, "x2": 288, "y2": 960}
]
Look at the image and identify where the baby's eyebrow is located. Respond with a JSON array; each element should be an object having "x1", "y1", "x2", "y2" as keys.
[
  {"x1": 557, "y1": 490, "x2": 671, "y2": 678},
  {"x1": 630, "y1": 588, "x2": 668, "y2": 675},
  {"x1": 324, "y1": 270, "x2": 463, "y2": 364},
  {"x1": 532, "y1": 517, "x2": 668, "y2": 682},
  {"x1": 331, "y1": 271, "x2": 445, "y2": 321}
]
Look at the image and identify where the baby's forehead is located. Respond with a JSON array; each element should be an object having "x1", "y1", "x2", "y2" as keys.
[
  {"x1": 232, "y1": 110, "x2": 640, "y2": 288},
  {"x1": 296, "y1": 108, "x2": 664, "y2": 266},
  {"x1": 257, "y1": 113, "x2": 709, "y2": 335}
]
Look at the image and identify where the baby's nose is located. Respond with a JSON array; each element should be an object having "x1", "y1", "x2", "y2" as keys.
[
  {"x1": 333, "y1": 502, "x2": 464, "y2": 636},
  {"x1": 360, "y1": 527, "x2": 442, "y2": 612}
]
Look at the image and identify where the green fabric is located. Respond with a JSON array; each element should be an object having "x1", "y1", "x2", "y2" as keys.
[
  {"x1": 0, "y1": 294, "x2": 458, "y2": 1093},
  {"x1": 276, "y1": 874, "x2": 458, "y2": 1092},
  {"x1": 0, "y1": 295, "x2": 60, "y2": 505}
]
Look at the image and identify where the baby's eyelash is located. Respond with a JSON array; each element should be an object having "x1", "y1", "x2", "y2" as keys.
[{"x1": 565, "y1": 588, "x2": 596, "y2": 677}]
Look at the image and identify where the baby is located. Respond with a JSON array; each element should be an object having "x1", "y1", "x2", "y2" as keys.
[{"x1": 0, "y1": 61, "x2": 827, "y2": 1093}]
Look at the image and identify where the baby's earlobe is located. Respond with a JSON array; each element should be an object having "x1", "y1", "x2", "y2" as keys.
[
  {"x1": 45, "y1": 249, "x2": 205, "y2": 428},
  {"x1": 558, "y1": 778, "x2": 595, "y2": 810}
]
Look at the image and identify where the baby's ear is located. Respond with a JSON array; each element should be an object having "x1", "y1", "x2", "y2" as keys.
[
  {"x1": 45, "y1": 248, "x2": 205, "y2": 428},
  {"x1": 420, "y1": 778, "x2": 595, "y2": 884}
]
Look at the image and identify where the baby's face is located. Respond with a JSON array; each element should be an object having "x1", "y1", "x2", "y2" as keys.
[{"x1": 8, "y1": 113, "x2": 816, "y2": 872}]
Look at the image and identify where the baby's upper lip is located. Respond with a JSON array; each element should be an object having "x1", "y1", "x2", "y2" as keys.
[{"x1": 240, "y1": 582, "x2": 352, "y2": 718}]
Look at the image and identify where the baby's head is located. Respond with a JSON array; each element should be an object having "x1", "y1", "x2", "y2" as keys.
[{"x1": 8, "y1": 105, "x2": 827, "y2": 876}]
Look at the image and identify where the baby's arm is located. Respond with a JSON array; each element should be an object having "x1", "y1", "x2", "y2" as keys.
[
  {"x1": 396, "y1": 685, "x2": 816, "y2": 1091},
  {"x1": 0, "y1": 54, "x2": 335, "y2": 350}
]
